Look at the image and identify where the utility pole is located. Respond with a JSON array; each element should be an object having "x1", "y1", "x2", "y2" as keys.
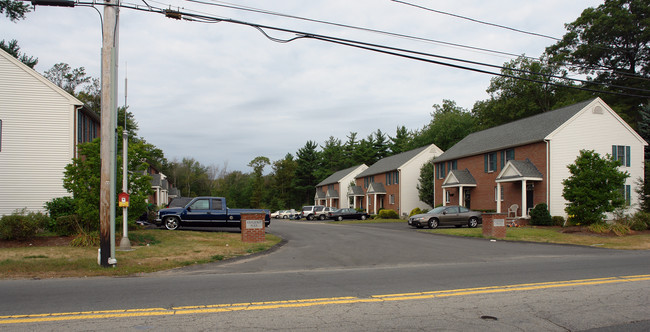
[
  {"x1": 100, "y1": 0, "x2": 120, "y2": 267},
  {"x1": 31, "y1": 0, "x2": 120, "y2": 267},
  {"x1": 119, "y1": 72, "x2": 132, "y2": 251}
]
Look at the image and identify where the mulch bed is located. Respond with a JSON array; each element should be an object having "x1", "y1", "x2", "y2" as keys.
[{"x1": 0, "y1": 236, "x2": 74, "y2": 248}]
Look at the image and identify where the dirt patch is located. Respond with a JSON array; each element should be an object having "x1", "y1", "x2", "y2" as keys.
[
  {"x1": 559, "y1": 225, "x2": 650, "y2": 237},
  {"x1": 0, "y1": 236, "x2": 74, "y2": 248}
]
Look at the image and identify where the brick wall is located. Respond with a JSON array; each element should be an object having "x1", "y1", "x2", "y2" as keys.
[
  {"x1": 434, "y1": 142, "x2": 548, "y2": 212},
  {"x1": 240, "y1": 213, "x2": 266, "y2": 243}
]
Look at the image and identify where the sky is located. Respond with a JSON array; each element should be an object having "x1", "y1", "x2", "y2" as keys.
[{"x1": 1, "y1": 0, "x2": 604, "y2": 173}]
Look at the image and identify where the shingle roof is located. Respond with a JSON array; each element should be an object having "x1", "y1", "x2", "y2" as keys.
[
  {"x1": 357, "y1": 145, "x2": 430, "y2": 178},
  {"x1": 445, "y1": 169, "x2": 477, "y2": 186},
  {"x1": 348, "y1": 186, "x2": 365, "y2": 196},
  {"x1": 317, "y1": 165, "x2": 365, "y2": 186},
  {"x1": 367, "y1": 182, "x2": 386, "y2": 194},
  {"x1": 498, "y1": 159, "x2": 543, "y2": 180},
  {"x1": 435, "y1": 99, "x2": 596, "y2": 163}
]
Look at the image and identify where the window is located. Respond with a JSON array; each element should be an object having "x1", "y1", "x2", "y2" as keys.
[
  {"x1": 389, "y1": 194, "x2": 395, "y2": 204},
  {"x1": 386, "y1": 171, "x2": 399, "y2": 185},
  {"x1": 501, "y1": 149, "x2": 514, "y2": 169},
  {"x1": 211, "y1": 199, "x2": 223, "y2": 210},
  {"x1": 437, "y1": 163, "x2": 446, "y2": 179},
  {"x1": 485, "y1": 152, "x2": 497, "y2": 173},
  {"x1": 621, "y1": 185, "x2": 631, "y2": 206},
  {"x1": 448, "y1": 160, "x2": 457, "y2": 171},
  {"x1": 445, "y1": 191, "x2": 450, "y2": 203},
  {"x1": 190, "y1": 199, "x2": 210, "y2": 210},
  {"x1": 494, "y1": 186, "x2": 504, "y2": 201},
  {"x1": 77, "y1": 110, "x2": 98, "y2": 144},
  {"x1": 459, "y1": 206, "x2": 469, "y2": 213},
  {"x1": 364, "y1": 176, "x2": 375, "y2": 188},
  {"x1": 612, "y1": 145, "x2": 631, "y2": 167},
  {"x1": 394, "y1": 171, "x2": 399, "y2": 184},
  {"x1": 386, "y1": 173, "x2": 391, "y2": 185}
]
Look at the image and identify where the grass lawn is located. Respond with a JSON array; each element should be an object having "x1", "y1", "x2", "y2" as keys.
[
  {"x1": 0, "y1": 229, "x2": 281, "y2": 279},
  {"x1": 331, "y1": 218, "x2": 650, "y2": 250}
]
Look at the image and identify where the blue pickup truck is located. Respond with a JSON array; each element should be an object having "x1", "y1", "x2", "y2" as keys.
[{"x1": 155, "y1": 197, "x2": 271, "y2": 230}]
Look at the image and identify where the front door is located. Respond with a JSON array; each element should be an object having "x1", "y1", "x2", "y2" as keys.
[
  {"x1": 526, "y1": 184, "x2": 534, "y2": 216},
  {"x1": 464, "y1": 190, "x2": 471, "y2": 209}
]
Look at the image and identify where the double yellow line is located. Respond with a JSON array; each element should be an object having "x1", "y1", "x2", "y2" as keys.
[{"x1": 2, "y1": 274, "x2": 649, "y2": 325}]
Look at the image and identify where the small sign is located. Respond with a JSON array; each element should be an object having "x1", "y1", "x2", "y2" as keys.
[
  {"x1": 246, "y1": 219, "x2": 264, "y2": 229},
  {"x1": 118, "y1": 192, "x2": 130, "y2": 208},
  {"x1": 493, "y1": 219, "x2": 505, "y2": 227}
]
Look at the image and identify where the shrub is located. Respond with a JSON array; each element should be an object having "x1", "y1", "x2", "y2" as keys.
[
  {"x1": 0, "y1": 209, "x2": 50, "y2": 241},
  {"x1": 54, "y1": 215, "x2": 82, "y2": 236},
  {"x1": 70, "y1": 231, "x2": 99, "y2": 247},
  {"x1": 530, "y1": 203, "x2": 553, "y2": 226},
  {"x1": 630, "y1": 211, "x2": 650, "y2": 231},
  {"x1": 376, "y1": 209, "x2": 399, "y2": 219},
  {"x1": 587, "y1": 222, "x2": 609, "y2": 234},
  {"x1": 409, "y1": 207, "x2": 423, "y2": 217},
  {"x1": 552, "y1": 216, "x2": 565, "y2": 227},
  {"x1": 44, "y1": 196, "x2": 77, "y2": 221}
]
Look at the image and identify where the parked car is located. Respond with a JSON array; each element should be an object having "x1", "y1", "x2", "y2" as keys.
[
  {"x1": 301, "y1": 205, "x2": 325, "y2": 220},
  {"x1": 156, "y1": 197, "x2": 270, "y2": 230},
  {"x1": 316, "y1": 206, "x2": 336, "y2": 220},
  {"x1": 408, "y1": 205, "x2": 482, "y2": 229},
  {"x1": 327, "y1": 208, "x2": 370, "y2": 221},
  {"x1": 271, "y1": 210, "x2": 282, "y2": 218},
  {"x1": 279, "y1": 209, "x2": 300, "y2": 219}
]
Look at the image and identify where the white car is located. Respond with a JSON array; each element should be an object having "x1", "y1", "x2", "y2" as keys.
[
  {"x1": 279, "y1": 209, "x2": 299, "y2": 219},
  {"x1": 271, "y1": 210, "x2": 282, "y2": 218}
]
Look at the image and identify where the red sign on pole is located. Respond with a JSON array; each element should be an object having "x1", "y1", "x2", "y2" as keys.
[{"x1": 118, "y1": 192, "x2": 130, "y2": 208}]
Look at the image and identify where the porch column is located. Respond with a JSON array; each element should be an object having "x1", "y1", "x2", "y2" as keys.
[
  {"x1": 521, "y1": 180, "x2": 527, "y2": 217},
  {"x1": 373, "y1": 194, "x2": 378, "y2": 214},
  {"x1": 496, "y1": 182, "x2": 502, "y2": 213},
  {"x1": 459, "y1": 186, "x2": 464, "y2": 206},
  {"x1": 365, "y1": 194, "x2": 369, "y2": 213},
  {"x1": 442, "y1": 188, "x2": 447, "y2": 206}
]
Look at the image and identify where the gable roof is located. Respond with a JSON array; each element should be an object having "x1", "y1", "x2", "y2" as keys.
[
  {"x1": 357, "y1": 145, "x2": 431, "y2": 178},
  {"x1": 434, "y1": 99, "x2": 596, "y2": 163},
  {"x1": 496, "y1": 159, "x2": 543, "y2": 182},
  {"x1": 0, "y1": 48, "x2": 84, "y2": 106},
  {"x1": 442, "y1": 169, "x2": 477, "y2": 188},
  {"x1": 317, "y1": 164, "x2": 366, "y2": 187}
]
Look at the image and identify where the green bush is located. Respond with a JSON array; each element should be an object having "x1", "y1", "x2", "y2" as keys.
[
  {"x1": 44, "y1": 196, "x2": 77, "y2": 221},
  {"x1": 376, "y1": 209, "x2": 399, "y2": 219},
  {"x1": 409, "y1": 207, "x2": 423, "y2": 217},
  {"x1": 530, "y1": 203, "x2": 553, "y2": 226},
  {"x1": 630, "y1": 211, "x2": 650, "y2": 231},
  {"x1": 0, "y1": 209, "x2": 50, "y2": 241},
  {"x1": 54, "y1": 215, "x2": 82, "y2": 236},
  {"x1": 552, "y1": 216, "x2": 565, "y2": 227}
]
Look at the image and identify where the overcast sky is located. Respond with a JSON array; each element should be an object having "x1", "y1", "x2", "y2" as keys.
[{"x1": 1, "y1": 0, "x2": 603, "y2": 172}]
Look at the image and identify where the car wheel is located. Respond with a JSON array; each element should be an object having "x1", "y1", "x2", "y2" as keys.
[
  {"x1": 307, "y1": 215, "x2": 314, "y2": 221},
  {"x1": 319, "y1": 214, "x2": 325, "y2": 220},
  {"x1": 428, "y1": 218, "x2": 439, "y2": 229},
  {"x1": 283, "y1": 215, "x2": 288, "y2": 219},
  {"x1": 164, "y1": 217, "x2": 179, "y2": 230},
  {"x1": 337, "y1": 216, "x2": 343, "y2": 221},
  {"x1": 360, "y1": 215, "x2": 367, "y2": 220},
  {"x1": 468, "y1": 217, "x2": 479, "y2": 228}
]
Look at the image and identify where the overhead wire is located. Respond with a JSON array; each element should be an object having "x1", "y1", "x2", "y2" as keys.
[{"x1": 76, "y1": 0, "x2": 650, "y2": 98}]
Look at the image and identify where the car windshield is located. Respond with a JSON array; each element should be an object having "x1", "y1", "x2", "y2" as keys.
[{"x1": 427, "y1": 206, "x2": 447, "y2": 214}]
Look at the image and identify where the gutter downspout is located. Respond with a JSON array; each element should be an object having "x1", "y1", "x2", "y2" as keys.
[{"x1": 545, "y1": 138, "x2": 551, "y2": 215}]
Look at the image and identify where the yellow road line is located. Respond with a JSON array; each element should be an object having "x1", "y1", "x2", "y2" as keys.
[{"x1": 1, "y1": 274, "x2": 648, "y2": 325}]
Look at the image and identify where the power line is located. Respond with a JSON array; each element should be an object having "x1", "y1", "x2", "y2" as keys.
[
  {"x1": 78, "y1": 0, "x2": 650, "y2": 98},
  {"x1": 391, "y1": 0, "x2": 561, "y2": 41}
]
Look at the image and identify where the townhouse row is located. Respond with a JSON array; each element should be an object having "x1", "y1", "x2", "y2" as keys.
[{"x1": 315, "y1": 98, "x2": 647, "y2": 218}]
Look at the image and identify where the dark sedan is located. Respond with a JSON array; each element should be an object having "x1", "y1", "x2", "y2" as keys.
[
  {"x1": 408, "y1": 205, "x2": 482, "y2": 229},
  {"x1": 328, "y1": 208, "x2": 370, "y2": 221}
]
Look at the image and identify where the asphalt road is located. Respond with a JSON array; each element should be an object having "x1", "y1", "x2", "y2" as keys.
[{"x1": 1, "y1": 219, "x2": 649, "y2": 331}]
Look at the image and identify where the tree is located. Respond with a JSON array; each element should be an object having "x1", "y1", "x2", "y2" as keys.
[
  {"x1": 413, "y1": 100, "x2": 476, "y2": 150},
  {"x1": 343, "y1": 132, "x2": 359, "y2": 166},
  {"x1": 545, "y1": 0, "x2": 650, "y2": 122},
  {"x1": 0, "y1": 39, "x2": 37, "y2": 68},
  {"x1": 0, "y1": 0, "x2": 31, "y2": 21},
  {"x1": 471, "y1": 56, "x2": 581, "y2": 130},
  {"x1": 373, "y1": 129, "x2": 390, "y2": 160},
  {"x1": 248, "y1": 156, "x2": 270, "y2": 208},
  {"x1": 562, "y1": 150, "x2": 629, "y2": 225},
  {"x1": 63, "y1": 139, "x2": 153, "y2": 229},
  {"x1": 271, "y1": 154, "x2": 298, "y2": 209},
  {"x1": 318, "y1": 136, "x2": 344, "y2": 180},
  {"x1": 389, "y1": 126, "x2": 412, "y2": 155},
  {"x1": 294, "y1": 141, "x2": 320, "y2": 204},
  {"x1": 416, "y1": 158, "x2": 435, "y2": 207},
  {"x1": 44, "y1": 63, "x2": 92, "y2": 95}
]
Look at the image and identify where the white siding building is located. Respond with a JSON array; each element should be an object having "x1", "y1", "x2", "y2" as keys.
[
  {"x1": 546, "y1": 98, "x2": 647, "y2": 217},
  {"x1": 0, "y1": 49, "x2": 99, "y2": 216}
]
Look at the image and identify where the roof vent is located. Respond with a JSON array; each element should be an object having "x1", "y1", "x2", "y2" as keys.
[{"x1": 593, "y1": 106, "x2": 604, "y2": 114}]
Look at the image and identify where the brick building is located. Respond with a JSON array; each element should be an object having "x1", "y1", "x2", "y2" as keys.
[{"x1": 433, "y1": 98, "x2": 647, "y2": 218}]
